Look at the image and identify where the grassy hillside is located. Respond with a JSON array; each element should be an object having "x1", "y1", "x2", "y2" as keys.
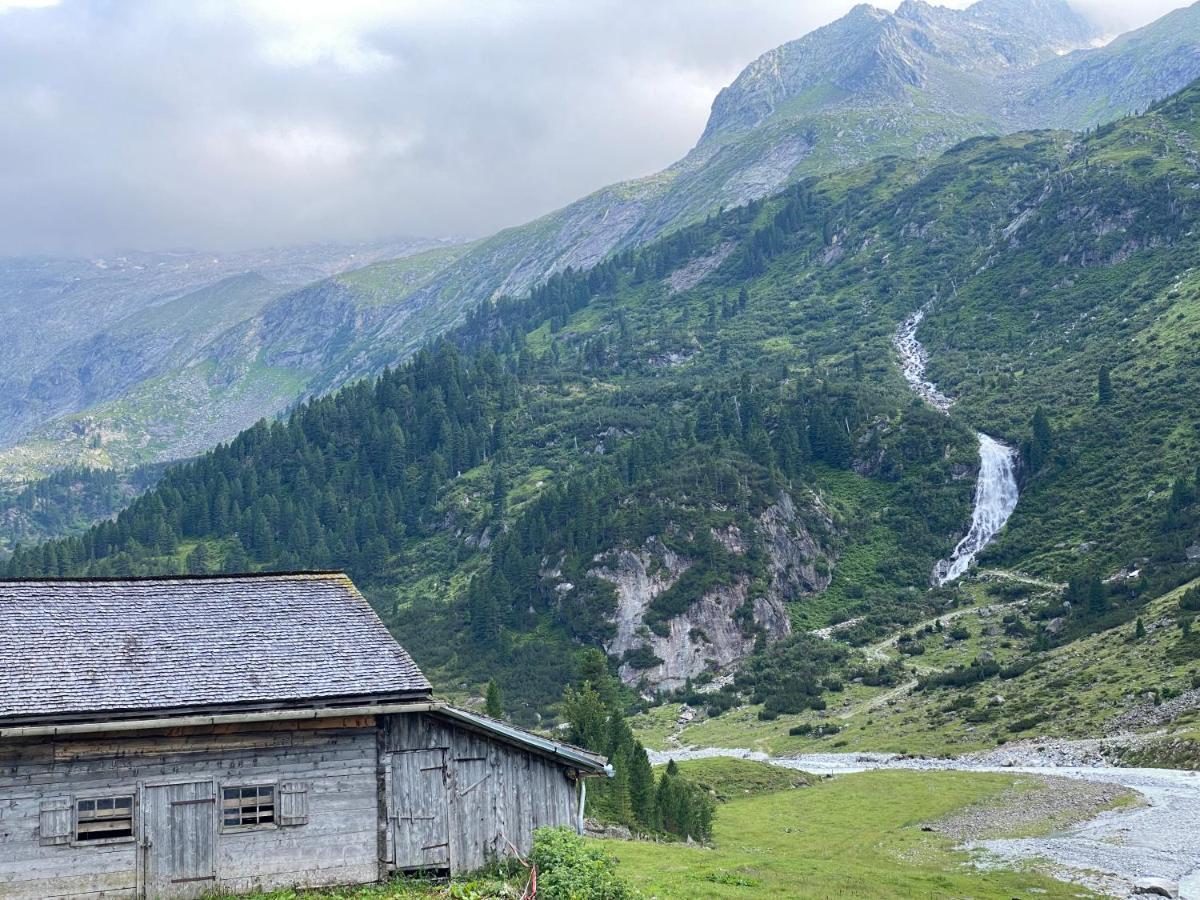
[{"x1": 649, "y1": 574, "x2": 1200, "y2": 757}]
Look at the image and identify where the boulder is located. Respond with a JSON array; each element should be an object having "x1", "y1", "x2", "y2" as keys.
[{"x1": 1133, "y1": 877, "x2": 1179, "y2": 898}]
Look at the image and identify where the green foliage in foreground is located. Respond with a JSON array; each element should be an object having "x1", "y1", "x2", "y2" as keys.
[
  {"x1": 530, "y1": 828, "x2": 635, "y2": 900},
  {"x1": 202, "y1": 830, "x2": 638, "y2": 900},
  {"x1": 205, "y1": 827, "x2": 635, "y2": 900}
]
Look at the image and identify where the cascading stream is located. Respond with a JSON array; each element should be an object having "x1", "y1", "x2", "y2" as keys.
[
  {"x1": 894, "y1": 306, "x2": 1019, "y2": 584},
  {"x1": 931, "y1": 434, "x2": 1019, "y2": 583}
]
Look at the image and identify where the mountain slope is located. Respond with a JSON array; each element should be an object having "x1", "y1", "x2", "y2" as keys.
[
  {"x1": 6, "y1": 0, "x2": 1200, "y2": 491},
  {"x1": 0, "y1": 239, "x2": 451, "y2": 482},
  {"x1": 9, "y1": 79, "x2": 1200, "y2": 734},
  {"x1": 369, "y1": 0, "x2": 1197, "y2": 310}
]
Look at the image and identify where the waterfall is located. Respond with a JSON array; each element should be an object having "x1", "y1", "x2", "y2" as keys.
[
  {"x1": 932, "y1": 433, "x2": 1020, "y2": 584},
  {"x1": 893, "y1": 307, "x2": 1020, "y2": 583}
]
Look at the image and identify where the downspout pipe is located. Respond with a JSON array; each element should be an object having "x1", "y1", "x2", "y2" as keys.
[{"x1": 577, "y1": 777, "x2": 587, "y2": 836}]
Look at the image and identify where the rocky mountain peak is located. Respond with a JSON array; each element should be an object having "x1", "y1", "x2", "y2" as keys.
[
  {"x1": 700, "y1": 0, "x2": 1101, "y2": 144},
  {"x1": 965, "y1": 0, "x2": 1101, "y2": 50}
]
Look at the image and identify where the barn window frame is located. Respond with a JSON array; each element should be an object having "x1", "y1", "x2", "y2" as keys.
[
  {"x1": 73, "y1": 794, "x2": 136, "y2": 846},
  {"x1": 220, "y1": 783, "x2": 278, "y2": 832}
]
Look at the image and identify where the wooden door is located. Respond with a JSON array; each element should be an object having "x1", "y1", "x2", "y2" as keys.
[
  {"x1": 391, "y1": 748, "x2": 450, "y2": 871},
  {"x1": 448, "y1": 754, "x2": 493, "y2": 873},
  {"x1": 142, "y1": 781, "x2": 216, "y2": 899}
]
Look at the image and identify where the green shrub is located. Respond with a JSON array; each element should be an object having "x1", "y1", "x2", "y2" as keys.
[{"x1": 531, "y1": 827, "x2": 636, "y2": 900}]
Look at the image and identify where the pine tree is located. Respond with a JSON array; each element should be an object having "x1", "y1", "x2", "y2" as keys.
[
  {"x1": 186, "y1": 543, "x2": 211, "y2": 575},
  {"x1": 1097, "y1": 365, "x2": 1113, "y2": 405},
  {"x1": 1087, "y1": 575, "x2": 1106, "y2": 616},
  {"x1": 606, "y1": 744, "x2": 634, "y2": 824},
  {"x1": 562, "y1": 683, "x2": 608, "y2": 752},
  {"x1": 484, "y1": 679, "x2": 504, "y2": 719},
  {"x1": 1026, "y1": 406, "x2": 1055, "y2": 471},
  {"x1": 627, "y1": 742, "x2": 656, "y2": 829}
]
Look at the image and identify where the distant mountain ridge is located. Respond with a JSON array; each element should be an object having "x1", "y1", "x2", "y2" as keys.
[
  {"x1": 2, "y1": 0, "x2": 1200, "y2": 488},
  {"x1": 0, "y1": 240, "x2": 450, "y2": 482}
]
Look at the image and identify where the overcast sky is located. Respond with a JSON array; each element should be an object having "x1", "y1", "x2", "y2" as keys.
[{"x1": 0, "y1": 0, "x2": 1188, "y2": 257}]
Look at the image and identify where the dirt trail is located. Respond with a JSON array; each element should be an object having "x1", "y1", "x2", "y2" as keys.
[{"x1": 977, "y1": 568, "x2": 1065, "y2": 591}]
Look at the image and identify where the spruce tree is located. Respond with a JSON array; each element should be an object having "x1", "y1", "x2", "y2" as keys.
[
  {"x1": 484, "y1": 679, "x2": 504, "y2": 719},
  {"x1": 627, "y1": 742, "x2": 656, "y2": 829},
  {"x1": 1097, "y1": 365, "x2": 1113, "y2": 405},
  {"x1": 1027, "y1": 407, "x2": 1054, "y2": 471}
]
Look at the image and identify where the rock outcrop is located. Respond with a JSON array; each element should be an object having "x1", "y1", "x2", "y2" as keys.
[{"x1": 593, "y1": 493, "x2": 834, "y2": 691}]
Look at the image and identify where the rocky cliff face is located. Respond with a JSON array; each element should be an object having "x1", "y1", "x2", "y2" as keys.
[{"x1": 592, "y1": 493, "x2": 835, "y2": 692}]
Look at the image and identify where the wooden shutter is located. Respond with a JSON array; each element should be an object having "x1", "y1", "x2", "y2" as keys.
[
  {"x1": 39, "y1": 797, "x2": 73, "y2": 846},
  {"x1": 278, "y1": 781, "x2": 308, "y2": 826}
]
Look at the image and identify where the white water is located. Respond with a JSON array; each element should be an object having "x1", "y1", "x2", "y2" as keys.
[
  {"x1": 893, "y1": 306, "x2": 1020, "y2": 583},
  {"x1": 894, "y1": 305, "x2": 955, "y2": 413},
  {"x1": 932, "y1": 434, "x2": 1020, "y2": 583}
]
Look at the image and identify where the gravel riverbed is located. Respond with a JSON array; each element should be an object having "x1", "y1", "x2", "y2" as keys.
[{"x1": 649, "y1": 739, "x2": 1200, "y2": 898}]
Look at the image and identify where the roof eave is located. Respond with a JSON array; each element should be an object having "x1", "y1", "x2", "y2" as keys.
[
  {"x1": 429, "y1": 705, "x2": 612, "y2": 777},
  {"x1": 0, "y1": 689, "x2": 434, "y2": 732}
]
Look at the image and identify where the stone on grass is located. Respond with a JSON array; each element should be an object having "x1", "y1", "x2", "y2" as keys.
[{"x1": 1133, "y1": 876, "x2": 1179, "y2": 898}]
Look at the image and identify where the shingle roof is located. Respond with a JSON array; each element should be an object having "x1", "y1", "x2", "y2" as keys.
[{"x1": 0, "y1": 572, "x2": 431, "y2": 723}]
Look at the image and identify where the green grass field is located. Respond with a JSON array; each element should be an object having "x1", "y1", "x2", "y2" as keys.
[{"x1": 602, "y1": 767, "x2": 1101, "y2": 899}]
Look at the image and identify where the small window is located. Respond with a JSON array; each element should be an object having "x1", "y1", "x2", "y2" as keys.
[
  {"x1": 75, "y1": 796, "x2": 134, "y2": 843},
  {"x1": 222, "y1": 785, "x2": 275, "y2": 829}
]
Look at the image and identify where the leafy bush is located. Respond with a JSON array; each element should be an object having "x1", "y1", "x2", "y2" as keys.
[
  {"x1": 788, "y1": 722, "x2": 841, "y2": 737},
  {"x1": 1007, "y1": 712, "x2": 1049, "y2": 733},
  {"x1": 737, "y1": 633, "x2": 848, "y2": 714},
  {"x1": 621, "y1": 646, "x2": 664, "y2": 670},
  {"x1": 531, "y1": 827, "x2": 636, "y2": 900},
  {"x1": 917, "y1": 658, "x2": 1000, "y2": 691},
  {"x1": 999, "y1": 658, "x2": 1039, "y2": 680},
  {"x1": 1180, "y1": 586, "x2": 1200, "y2": 613}
]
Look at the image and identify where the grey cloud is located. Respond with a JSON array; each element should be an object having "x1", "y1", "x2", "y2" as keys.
[{"x1": 0, "y1": 0, "x2": 1184, "y2": 256}]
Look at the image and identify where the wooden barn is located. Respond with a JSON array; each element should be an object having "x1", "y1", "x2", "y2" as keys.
[{"x1": 0, "y1": 573, "x2": 610, "y2": 899}]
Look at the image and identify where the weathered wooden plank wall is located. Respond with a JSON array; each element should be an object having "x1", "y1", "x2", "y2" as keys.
[
  {"x1": 0, "y1": 711, "x2": 588, "y2": 897},
  {"x1": 0, "y1": 717, "x2": 379, "y2": 900},
  {"x1": 382, "y1": 713, "x2": 579, "y2": 874}
]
